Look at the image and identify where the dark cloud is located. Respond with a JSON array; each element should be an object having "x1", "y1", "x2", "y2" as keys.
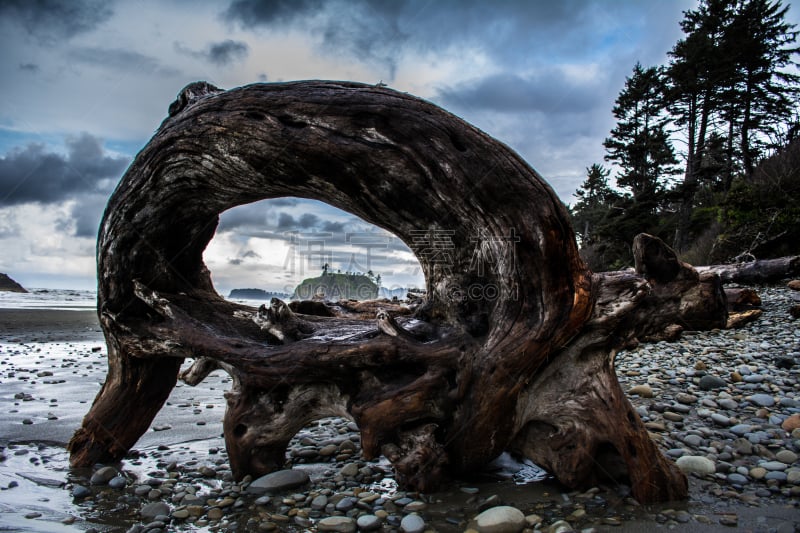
[
  {"x1": 322, "y1": 220, "x2": 345, "y2": 233},
  {"x1": 174, "y1": 40, "x2": 250, "y2": 66},
  {"x1": 208, "y1": 40, "x2": 249, "y2": 66},
  {"x1": 298, "y1": 213, "x2": 319, "y2": 228},
  {"x1": 221, "y1": 0, "x2": 675, "y2": 79},
  {"x1": 438, "y1": 71, "x2": 603, "y2": 114},
  {"x1": 216, "y1": 198, "x2": 301, "y2": 233},
  {"x1": 223, "y1": 0, "x2": 324, "y2": 27},
  {"x1": 277, "y1": 212, "x2": 296, "y2": 229},
  {"x1": 0, "y1": 133, "x2": 129, "y2": 206},
  {"x1": 18, "y1": 63, "x2": 39, "y2": 73},
  {"x1": 58, "y1": 192, "x2": 108, "y2": 238},
  {"x1": 0, "y1": 0, "x2": 113, "y2": 43},
  {"x1": 68, "y1": 47, "x2": 179, "y2": 75}
]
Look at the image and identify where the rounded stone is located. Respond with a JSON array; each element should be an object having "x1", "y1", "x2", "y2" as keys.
[
  {"x1": 727, "y1": 473, "x2": 748, "y2": 485},
  {"x1": 629, "y1": 384, "x2": 654, "y2": 398},
  {"x1": 108, "y1": 476, "x2": 127, "y2": 489},
  {"x1": 90, "y1": 466, "x2": 118, "y2": 485},
  {"x1": 340, "y1": 463, "x2": 359, "y2": 478},
  {"x1": 676, "y1": 456, "x2": 715, "y2": 476},
  {"x1": 748, "y1": 393, "x2": 775, "y2": 407},
  {"x1": 318, "y1": 516, "x2": 357, "y2": 533},
  {"x1": 72, "y1": 485, "x2": 90, "y2": 499},
  {"x1": 474, "y1": 505, "x2": 526, "y2": 533},
  {"x1": 246, "y1": 469, "x2": 310, "y2": 494},
  {"x1": 356, "y1": 514, "x2": 382, "y2": 532},
  {"x1": 782, "y1": 414, "x2": 800, "y2": 432},
  {"x1": 776, "y1": 450, "x2": 798, "y2": 464},
  {"x1": 140, "y1": 501, "x2": 170, "y2": 522},
  {"x1": 762, "y1": 461, "x2": 788, "y2": 471},
  {"x1": 400, "y1": 514, "x2": 426, "y2": 533},
  {"x1": 698, "y1": 375, "x2": 726, "y2": 390}
]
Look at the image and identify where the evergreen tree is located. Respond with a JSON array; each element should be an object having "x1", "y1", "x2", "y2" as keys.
[
  {"x1": 604, "y1": 64, "x2": 680, "y2": 203},
  {"x1": 571, "y1": 164, "x2": 617, "y2": 246},
  {"x1": 724, "y1": 0, "x2": 800, "y2": 178}
]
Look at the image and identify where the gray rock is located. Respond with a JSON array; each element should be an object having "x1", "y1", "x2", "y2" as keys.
[
  {"x1": 140, "y1": 502, "x2": 170, "y2": 522},
  {"x1": 311, "y1": 494, "x2": 328, "y2": 510},
  {"x1": 775, "y1": 450, "x2": 798, "y2": 464},
  {"x1": 356, "y1": 514, "x2": 382, "y2": 532},
  {"x1": 90, "y1": 466, "x2": 118, "y2": 485},
  {"x1": 108, "y1": 476, "x2": 127, "y2": 489},
  {"x1": 400, "y1": 514, "x2": 426, "y2": 533},
  {"x1": 683, "y1": 435, "x2": 703, "y2": 447},
  {"x1": 318, "y1": 516, "x2": 357, "y2": 533},
  {"x1": 727, "y1": 473, "x2": 748, "y2": 484},
  {"x1": 246, "y1": 469, "x2": 309, "y2": 494},
  {"x1": 733, "y1": 438, "x2": 753, "y2": 455},
  {"x1": 474, "y1": 505, "x2": 526, "y2": 533},
  {"x1": 711, "y1": 413, "x2": 731, "y2": 427},
  {"x1": 748, "y1": 393, "x2": 775, "y2": 407},
  {"x1": 765, "y1": 471, "x2": 788, "y2": 482},
  {"x1": 335, "y1": 497, "x2": 356, "y2": 512},
  {"x1": 699, "y1": 375, "x2": 726, "y2": 390},
  {"x1": 761, "y1": 461, "x2": 788, "y2": 471},
  {"x1": 72, "y1": 485, "x2": 90, "y2": 499},
  {"x1": 718, "y1": 398, "x2": 739, "y2": 410},
  {"x1": 729, "y1": 424, "x2": 752, "y2": 436},
  {"x1": 676, "y1": 456, "x2": 715, "y2": 475},
  {"x1": 340, "y1": 463, "x2": 359, "y2": 477}
]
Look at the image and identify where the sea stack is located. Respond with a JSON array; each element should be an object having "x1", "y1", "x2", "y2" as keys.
[{"x1": 0, "y1": 273, "x2": 27, "y2": 293}]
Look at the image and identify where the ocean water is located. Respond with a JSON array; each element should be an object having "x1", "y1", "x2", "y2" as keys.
[{"x1": 0, "y1": 288, "x2": 97, "y2": 310}]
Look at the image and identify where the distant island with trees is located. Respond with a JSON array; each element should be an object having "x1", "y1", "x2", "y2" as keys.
[
  {"x1": 293, "y1": 265, "x2": 379, "y2": 300},
  {"x1": 228, "y1": 288, "x2": 291, "y2": 300}
]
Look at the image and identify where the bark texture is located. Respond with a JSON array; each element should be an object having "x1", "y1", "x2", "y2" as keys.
[{"x1": 69, "y1": 81, "x2": 727, "y2": 504}]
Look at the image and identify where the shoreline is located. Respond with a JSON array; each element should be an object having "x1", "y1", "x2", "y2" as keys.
[{"x1": 0, "y1": 288, "x2": 798, "y2": 532}]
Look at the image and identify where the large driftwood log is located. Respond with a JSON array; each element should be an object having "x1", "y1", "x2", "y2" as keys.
[
  {"x1": 69, "y1": 81, "x2": 727, "y2": 504},
  {"x1": 697, "y1": 256, "x2": 800, "y2": 284}
]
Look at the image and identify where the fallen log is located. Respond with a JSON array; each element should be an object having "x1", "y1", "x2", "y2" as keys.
[
  {"x1": 68, "y1": 81, "x2": 729, "y2": 503},
  {"x1": 697, "y1": 256, "x2": 800, "y2": 284}
]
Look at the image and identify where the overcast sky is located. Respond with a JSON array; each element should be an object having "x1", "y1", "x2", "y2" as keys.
[{"x1": 4, "y1": 0, "x2": 788, "y2": 293}]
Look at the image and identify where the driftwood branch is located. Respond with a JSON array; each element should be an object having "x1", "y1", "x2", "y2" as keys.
[{"x1": 68, "y1": 81, "x2": 730, "y2": 504}]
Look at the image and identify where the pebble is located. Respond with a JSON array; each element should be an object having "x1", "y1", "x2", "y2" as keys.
[
  {"x1": 356, "y1": 514, "x2": 382, "y2": 531},
  {"x1": 629, "y1": 384, "x2": 654, "y2": 398},
  {"x1": 675, "y1": 456, "x2": 715, "y2": 475},
  {"x1": 748, "y1": 393, "x2": 775, "y2": 407},
  {"x1": 698, "y1": 375, "x2": 726, "y2": 390},
  {"x1": 140, "y1": 502, "x2": 170, "y2": 522},
  {"x1": 400, "y1": 514, "x2": 426, "y2": 533},
  {"x1": 90, "y1": 466, "x2": 117, "y2": 485},
  {"x1": 318, "y1": 516, "x2": 357, "y2": 532},
  {"x1": 246, "y1": 469, "x2": 309, "y2": 494},
  {"x1": 72, "y1": 485, "x2": 90, "y2": 499},
  {"x1": 340, "y1": 463, "x2": 359, "y2": 477},
  {"x1": 474, "y1": 505, "x2": 526, "y2": 533},
  {"x1": 776, "y1": 450, "x2": 797, "y2": 464},
  {"x1": 108, "y1": 475, "x2": 127, "y2": 489}
]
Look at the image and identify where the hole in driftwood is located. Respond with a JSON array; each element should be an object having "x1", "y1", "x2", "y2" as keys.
[{"x1": 204, "y1": 197, "x2": 424, "y2": 304}]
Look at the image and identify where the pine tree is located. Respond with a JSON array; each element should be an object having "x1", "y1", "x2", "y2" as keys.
[
  {"x1": 725, "y1": 0, "x2": 800, "y2": 179},
  {"x1": 604, "y1": 64, "x2": 680, "y2": 203},
  {"x1": 571, "y1": 163, "x2": 617, "y2": 246}
]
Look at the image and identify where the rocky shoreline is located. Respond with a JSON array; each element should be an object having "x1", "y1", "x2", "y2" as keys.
[{"x1": 0, "y1": 286, "x2": 798, "y2": 532}]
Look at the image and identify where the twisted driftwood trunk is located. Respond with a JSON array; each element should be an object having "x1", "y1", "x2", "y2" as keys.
[{"x1": 69, "y1": 81, "x2": 727, "y2": 503}]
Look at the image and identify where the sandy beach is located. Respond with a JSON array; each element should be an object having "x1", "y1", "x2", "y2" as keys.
[{"x1": 0, "y1": 290, "x2": 798, "y2": 532}]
